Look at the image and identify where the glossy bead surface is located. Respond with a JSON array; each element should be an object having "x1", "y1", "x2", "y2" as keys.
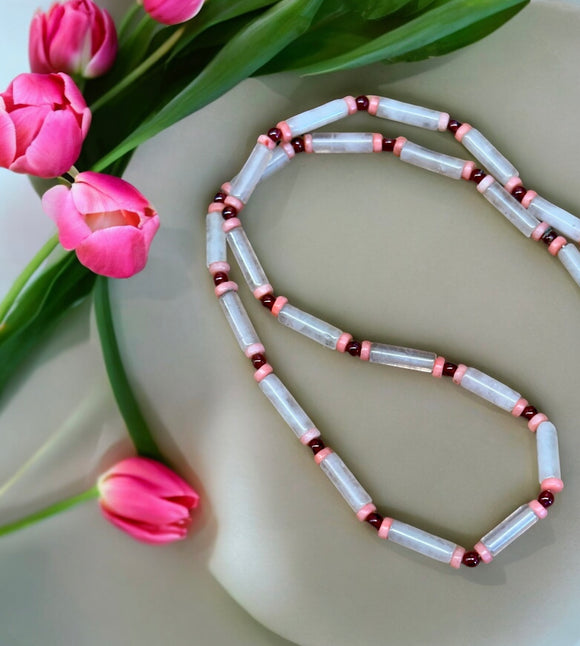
[
  {"x1": 470, "y1": 168, "x2": 487, "y2": 184},
  {"x1": 308, "y1": 438, "x2": 326, "y2": 454},
  {"x1": 222, "y1": 205, "x2": 238, "y2": 220},
  {"x1": 291, "y1": 137, "x2": 305, "y2": 153},
  {"x1": 260, "y1": 294, "x2": 275, "y2": 310},
  {"x1": 447, "y1": 120, "x2": 462, "y2": 133},
  {"x1": 356, "y1": 95, "x2": 369, "y2": 111},
  {"x1": 462, "y1": 551, "x2": 481, "y2": 567},
  {"x1": 213, "y1": 192, "x2": 226, "y2": 203},
  {"x1": 443, "y1": 362, "x2": 458, "y2": 377},
  {"x1": 267, "y1": 127, "x2": 282, "y2": 142},
  {"x1": 213, "y1": 272, "x2": 228, "y2": 285},
  {"x1": 346, "y1": 341, "x2": 362, "y2": 356},
  {"x1": 365, "y1": 512, "x2": 383, "y2": 529},
  {"x1": 382, "y1": 137, "x2": 395, "y2": 152},
  {"x1": 541, "y1": 228, "x2": 557, "y2": 245},
  {"x1": 521, "y1": 405, "x2": 538, "y2": 420},
  {"x1": 538, "y1": 490, "x2": 555, "y2": 508},
  {"x1": 511, "y1": 185, "x2": 527, "y2": 202},
  {"x1": 251, "y1": 353, "x2": 267, "y2": 369}
]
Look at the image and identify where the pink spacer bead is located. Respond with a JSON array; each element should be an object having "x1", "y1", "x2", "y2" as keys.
[
  {"x1": 356, "y1": 503, "x2": 377, "y2": 521},
  {"x1": 474, "y1": 541, "x2": 493, "y2": 564},
  {"x1": 221, "y1": 181, "x2": 232, "y2": 194},
  {"x1": 360, "y1": 341, "x2": 371, "y2": 361},
  {"x1": 511, "y1": 397, "x2": 529, "y2": 417},
  {"x1": 367, "y1": 95, "x2": 380, "y2": 116},
  {"x1": 528, "y1": 413, "x2": 548, "y2": 432},
  {"x1": 214, "y1": 281, "x2": 238, "y2": 297},
  {"x1": 276, "y1": 121, "x2": 292, "y2": 142},
  {"x1": 450, "y1": 546, "x2": 465, "y2": 569},
  {"x1": 282, "y1": 142, "x2": 295, "y2": 159},
  {"x1": 314, "y1": 447, "x2": 333, "y2": 465},
  {"x1": 432, "y1": 356, "x2": 445, "y2": 378},
  {"x1": 504, "y1": 176, "x2": 523, "y2": 192},
  {"x1": 257, "y1": 134, "x2": 276, "y2": 150},
  {"x1": 461, "y1": 161, "x2": 476, "y2": 180},
  {"x1": 271, "y1": 296, "x2": 288, "y2": 317},
  {"x1": 209, "y1": 261, "x2": 230, "y2": 276},
  {"x1": 393, "y1": 136, "x2": 407, "y2": 157},
  {"x1": 378, "y1": 517, "x2": 393, "y2": 540},
  {"x1": 225, "y1": 195, "x2": 244, "y2": 211},
  {"x1": 438, "y1": 112, "x2": 450, "y2": 132},
  {"x1": 303, "y1": 134, "x2": 313, "y2": 153},
  {"x1": 222, "y1": 217, "x2": 242, "y2": 233},
  {"x1": 455, "y1": 123, "x2": 472, "y2": 142},
  {"x1": 253, "y1": 363, "x2": 273, "y2": 383},
  {"x1": 548, "y1": 236, "x2": 567, "y2": 256},
  {"x1": 253, "y1": 284, "x2": 273, "y2": 300},
  {"x1": 529, "y1": 500, "x2": 548, "y2": 519},
  {"x1": 343, "y1": 95, "x2": 357, "y2": 115},
  {"x1": 336, "y1": 332, "x2": 353, "y2": 353},
  {"x1": 521, "y1": 190, "x2": 538, "y2": 208},
  {"x1": 477, "y1": 175, "x2": 495, "y2": 194},
  {"x1": 208, "y1": 202, "x2": 225, "y2": 213},
  {"x1": 532, "y1": 221, "x2": 551, "y2": 241},
  {"x1": 299, "y1": 427, "x2": 321, "y2": 445},
  {"x1": 541, "y1": 477, "x2": 564, "y2": 492},
  {"x1": 244, "y1": 342, "x2": 265, "y2": 358},
  {"x1": 452, "y1": 364, "x2": 468, "y2": 385},
  {"x1": 372, "y1": 133, "x2": 383, "y2": 153}
]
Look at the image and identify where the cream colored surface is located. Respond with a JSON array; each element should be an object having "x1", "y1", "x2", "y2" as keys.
[{"x1": 1, "y1": 2, "x2": 580, "y2": 646}]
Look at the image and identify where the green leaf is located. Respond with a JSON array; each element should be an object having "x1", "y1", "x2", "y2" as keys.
[
  {"x1": 356, "y1": 0, "x2": 414, "y2": 20},
  {"x1": 92, "y1": 0, "x2": 324, "y2": 173},
  {"x1": 299, "y1": 0, "x2": 530, "y2": 74}
]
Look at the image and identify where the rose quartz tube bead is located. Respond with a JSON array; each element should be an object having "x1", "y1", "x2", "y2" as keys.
[
  {"x1": 479, "y1": 505, "x2": 539, "y2": 558},
  {"x1": 277, "y1": 303, "x2": 343, "y2": 350},
  {"x1": 387, "y1": 520, "x2": 460, "y2": 564},
  {"x1": 262, "y1": 146, "x2": 293, "y2": 180},
  {"x1": 219, "y1": 290, "x2": 261, "y2": 353},
  {"x1": 206, "y1": 211, "x2": 227, "y2": 266},
  {"x1": 479, "y1": 179, "x2": 539, "y2": 237},
  {"x1": 558, "y1": 244, "x2": 580, "y2": 287},
  {"x1": 399, "y1": 141, "x2": 465, "y2": 179},
  {"x1": 318, "y1": 451, "x2": 373, "y2": 512},
  {"x1": 283, "y1": 99, "x2": 350, "y2": 137},
  {"x1": 536, "y1": 421, "x2": 562, "y2": 483},
  {"x1": 369, "y1": 343, "x2": 436, "y2": 373},
  {"x1": 226, "y1": 227, "x2": 270, "y2": 292},
  {"x1": 375, "y1": 97, "x2": 448, "y2": 131},
  {"x1": 258, "y1": 373, "x2": 316, "y2": 440},
  {"x1": 310, "y1": 132, "x2": 375, "y2": 154},
  {"x1": 229, "y1": 143, "x2": 273, "y2": 204},
  {"x1": 460, "y1": 128, "x2": 519, "y2": 185},
  {"x1": 457, "y1": 367, "x2": 521, "y2": 412},
  {"x1": 526, "y1": 196, "x2": 580, "y2": 242}
]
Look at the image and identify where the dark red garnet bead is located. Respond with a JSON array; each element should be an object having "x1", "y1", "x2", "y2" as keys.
[
  {"x1": 213, "y1": 272, "x2": 228, "y2": 286},
  {"x1": 346, "y1": 341, "x2": 362, "y2": 357},
  {"x1": 462, "y1": 551, "x2": 481, "y2": 568},
  {"x1": 382, "y1": 137, "x2": 396, "y2": 152},
  {"x1": 251, "y1": 353, "x2": 267, "y2": 369},
  {"x1": 469, "y1": 168, "x2": 487, "y2": 184},
  {"x1": 213, "y1": 192, "x2": 226, "y2": 203},
  {"x1": 541, "y1": 228, "x2": 557, "y2": 245},
  {"x1": 222, "y1": 205, "x2": 238, "y2": 220},
  {"x1": 308, "y1": 438, "x2": 326, "y2": 454},
  {"x1": 355, "y1": 95, "x2": 370, "y2": 111},
  {"x1": 365, "y1": 512, "x2": 383, "y2": 529},
  {"x1": 538, "y1": 490, "x2": 555, "y2": 508},
  {"x1": 521, "y1": 405, "x2": 538, "y2": 420},
  {"x1": 447, "y1": 120, "x2": 462, "y2": 134},
  {"x1": 260, "y1": 294, "x2": 276, "y2": 310},
  {"x1": 443, "y1": 362, "x2": 458, "y2": 377},
  {"x1": 291, "y1": 137, "x2": 305, "y2": 153},
  {"x1": 267, "y1": 127, "x2": 282, "y2": 143},
  {"x1": 511, "y1": 185, "x2": 527, "y2": 202}
]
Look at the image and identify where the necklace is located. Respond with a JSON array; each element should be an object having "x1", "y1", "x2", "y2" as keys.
[{"x1": 204, "y1": 95, "x2": 567, "y2": 569}]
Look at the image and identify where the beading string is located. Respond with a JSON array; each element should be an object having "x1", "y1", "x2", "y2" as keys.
[{"x1": 205, "y1": 95, "x2": 567, "y2": 569}]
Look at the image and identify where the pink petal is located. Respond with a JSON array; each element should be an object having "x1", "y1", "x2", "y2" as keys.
[
  {"x1": 9, "y1": 73, "x2": 64, "y2": 106},
  {"x1": 58, "y1": 73, "x2": 91, "y2": 136},
  {"x1": 84, "y1": 9, "x2": 118, "y2": 78},
  {"x1": 41, "y1": 184, "x2": 91, "y2": 248},
  {"x1": 99, "y1": 504, "x2": 187, "y2": 544},
  {"x1": 141, "y1": 212, "x2": 160, "y2": 248},
  {"x1": 143, "y1": 0, "x2": 205, "y2": 25},
  {"x1": 74, "y1": 172, "x2": 154, "y2": 217},
  {"x1": 48, "y1": 10, "x2": 91, "y2": 75},
  {"x1": 8, "y1": 105, "x2": 51, "y2": 159},
  {"x1": 0, "y1": 110, "x2": 16, "y2": 168},
  {"x1": 28, "y1": 12, "x2": 52, "y2": 74}
]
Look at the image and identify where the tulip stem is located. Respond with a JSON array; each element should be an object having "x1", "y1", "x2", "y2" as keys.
[
  {"x1": 0, "y1": 486, "x2": 99, "y2": 538},
  {"x1": 118, "y1": 2, "x2": 142, "y2": 41},
  {"x1": 0, "y1": 232, "x2": 60, "y2": 324}
]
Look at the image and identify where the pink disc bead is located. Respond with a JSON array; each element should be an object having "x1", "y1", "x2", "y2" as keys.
[
  {"x1": 356, "y1": 503, "x2": 377, "y2": 521},
  {"x1": 378, "y1": 517, "x2": 393, "y2": 539},
  {"x1": 314, "y1": 447, "x2": 333, "y2": 465},
  {"x1": 372, "y1": 133, "x2": 383, "y2": 153},
  {"x1": 221, "y1": 182, "x2": 232, "y2": 194},
  {"x1": 548, "y1": 236, "x2": 567, "y2": 256},
  {"x1": 257, "y1": 134, "x2": 276, "y2": 150},
  {"x1": 532, "y1": 221, "x2": 551, "y2": 241},
  {"x1": 541, "y1": 477, "x2": 564, "y2": 492},
  {"x1": 222, "y1": 217, "x2": 242, "y2": 233},
  {"x1": 450, "y1": 546, "x2": 466, "y2": 569},
  {"x1": 244, "y1": 343, "x2": 265, "y2": 358},
  {"x1": 529, "y1": 500, "x2": 548, "y2": 519},
  {"x1": 461, "y1": 161, "x2": 476, "y2": 180},
  {"x1": 336, "y1": 332, "x2": 353, "y2": 353},
  {"x1": 208, "y1": 202, "x2": 225, "y2": 213},
  {"x1": 438, "y1": 112, "x2": 450, "y2": 132},
  {"x1": 271, "y1": 296, "x2": 288, "y2": 317},
  {"x1": 367, "y1": 95, "x2": 380, "y2": 116},
  {"x1": 303, "y1": 134, "x2": 313, "y2": 153},
  {"x1": 209, "y1": 261, "x2": 230, "y2": 276},
  {"x1": 214, "y1": 281, "x2": 238, "y2": 297},
  {"x1": 521, "y1": 190, "x2": 538, "y2": 208},
  {"x1": 432, "y1": 356, "x2": 446, "y2": 378},
  {"x1": 504, "y1": 176, "x2": 523, "y2": 192},
  {"x1": 299, "y1": 428, "x2": 321, "y2": 445},
  {"x1": 225, "y1": 195, "x2": 244, "y2": 211},
  {"x1": 343, "y1": 95, "x2": 357, "y2": 115},
  {"x1": 474, "y1": 541, "x2": 493, "y2": 564},
  {"x1": 360, "y1": 341, "x2": 372, "y2": 361},
  {"x1": 455, "y1": 123, "x2": 472, "y2": 142},
  {"x1": 477, "y1": 175, "x2": 495, "y2": 194},
  {"x1": 282, "y1": 142, "x2": 295, "y2": 159},
  {"x1": 253, "y1": 363, "x2": 273, "y2": 383},
  {"x1": 452, "y1": 364, "x2": 467, "y2": 384},
  {"x1": 393, "y1": 136, "x2": 407, "y2": 157},
  {"x1": 276, "y1": 121, "x2": 292, "y2": 142},
  {"x1": 253, "y1": 284, "x2": 273, "y2": 300},
  {"x1": 511, "y1": 397, "x2": 529, "y2": 417},
  {"x1": 528, "y1": 413, "x2": 548, "y2": 432}
]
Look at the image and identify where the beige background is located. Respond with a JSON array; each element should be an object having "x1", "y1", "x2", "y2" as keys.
[{"x1": 1, "y1": 1, "x2": 579, "y2": 645}]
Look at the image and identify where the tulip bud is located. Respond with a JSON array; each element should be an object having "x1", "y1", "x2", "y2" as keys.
[
  {"x1": 29, "y1": 0, "x2": 118, "y2": 79},
  {"x1": 42, "y1": 171, "x2": 160, "y2": 278},
  {"x1": 97, "y1": 457, "x2": 200, "y2": 544},
  {"x1": 141, "y1": 0, "x2": 205, "y2": 26}
]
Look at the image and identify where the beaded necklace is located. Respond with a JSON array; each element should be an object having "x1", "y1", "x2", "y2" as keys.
[{"x1": 205, "y1": 95, "x2": 569, "y2": 569}]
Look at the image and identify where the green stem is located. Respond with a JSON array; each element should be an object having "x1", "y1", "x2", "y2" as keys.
[
  {"x1": 90, "y1": 25, "x2": 185, "y2": 114},
  {"x1": 0, "y1": 486, "x2": 99, "y2": 538},
  {"x1": 0, "y1": 232, "x2": 59, "y2": 324},
  {"x1": 93, "y1": 276, "x2": 164, "y2": 461},
  {"x1": 118, "y1": 2, "x2": 142, "y2": 40}
]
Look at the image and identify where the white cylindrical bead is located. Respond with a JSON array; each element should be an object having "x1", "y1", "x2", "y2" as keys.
[
  {"x1": 369, "y1": 343, "x2": 436, "y2": 373},
  {"x1": 258, "y1": 373, "x2": 315, "y2": 440},
  {"x1": 219, "y1": 290, "x2": 261, "y2": 352},
  {"x1": 311, "y1": 132, "x2": 375, "y2": 154},
  {"x1": 375, "y1": 97, "x2": 446, "y2": 131},
  {"x1": 461, "y1": 128, "x2": 519, "y2": 185},
  {"x1": 399, "y1": 141, "x2": 465, "y2": 179},
  {"x1": 229, "y1": 143, "x2": 272, "y2": 204},
  {"x1": 480, "y1": 505, "x2": 539, "y2": 557},
  {"x1": 261, "y1": 146, "x2": 292, "y2": 180},
  {"x1": 319, "y1": 452, "x2": 372, "y2": 512},
  {"x1": 536, "y1": 421, "x2": 562, "y2": 482},
  {"x1": 480, "y1": 180, "x2": 539, "y2": 237},
  {"x1": 285, "y1": 99, "x2": 349, "y2": 137},
  {"x1": 458, "y1": 367, "x2": 521, "y2": 412},
  {"x1": 277, "y1": 304, "x2": 343, "y2": 350},
  {"x1": 558, "y1": 244, "x2": 580, "y2": 287},
  {"x1": 206, "y1": 211, "x2": 227, "y2": 266},
  {"x1": 527, "y1": 196, "x2": 580, "y2": 242},
  {"x1": 226, "y1": 227, "x2": 269, "y2": 292},
  {"x1": 387, "y1": 520, "x2": 458, "y2": 563}
]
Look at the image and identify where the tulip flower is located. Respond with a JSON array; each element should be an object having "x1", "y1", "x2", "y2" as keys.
[
  {"x1": 29, "y1": 0, "x2": 118, "y2": 79},
  {"x1": 141, "y1": 0, "x2": 205, "y2": 25},
  {"x1": 97, "y1": 457, "x2": 200, "y2": 544},
  {"x1": 42, "y1": 171, "x2": 160, "y2": 278},
  {"x1": 0, "y1": 72, "x2": 91, "y2": 178}
]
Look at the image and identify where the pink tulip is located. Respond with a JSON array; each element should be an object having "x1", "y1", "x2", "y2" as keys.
[
  {"x1": 42, "y1": 171, "x2": 159, "y2": 278},
  {"x1": 141, "y1": 0, "x2": 205, "y2": 25},
  {"x1": 29, "y1": 0, "x2": 118, "y2": 79},
  {"x1": 0, "y1": 72, "x2": 90, "y2": 178},
  {"x1": 97, "y1": 457, "x2": 200, "y2": 544}
]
